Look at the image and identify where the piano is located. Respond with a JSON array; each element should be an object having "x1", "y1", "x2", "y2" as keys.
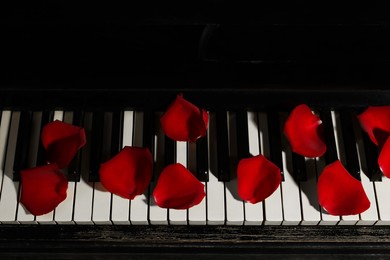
[{"x1": 2, "y1": 2, "x2": 390, "y2": 258}]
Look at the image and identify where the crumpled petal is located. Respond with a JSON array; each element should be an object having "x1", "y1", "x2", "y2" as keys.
[
  {"x1": 283, "y1": 104, "x2": 326, "y2": 157},
  {"x1": 20, "y1": 164, "x2": 68, "y2": 216},
  {"x1": 237, "y1": 154, "x2": 281, "y2": 204},
  {"x1": 357, "y1": 106, "x2": 390, "y2": 147},
  {"x1": 41, "y1": 120, "x2": 86, "y2": 168},
  {"x1": 153, "y1": 163, "x2": 205, "y2": 209},
  {"x1": 160, "y1": 94, "x2": 208, "y2": 142},
  {"x1": 99, "y1": 146, "x2": 153, "y2": 199},
  {"x1": 317, "y1": 160, "x2": 370, "y2": 216}
]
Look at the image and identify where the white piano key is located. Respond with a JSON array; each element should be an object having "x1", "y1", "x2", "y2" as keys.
[
  {"x1": 130, "y1": 111, "x2": 149, "y2": 225},
  {"x1": 0, "y1": 111, "x2": 11, "y2": 198},
  {"x1": 244, "y1": 111, "x2": 263, "y2": 226},
  {"x1": 206, "y1": 112, "x2": 225, "y2": 225},
  {"x1": 299, "y1": 157, "x2": 321, "y2": 225},
  {"x1": 225, "y1": 112, "x2": 244, "y2": 226},
  {"x1": 111, "y1": 110, "x2": 133, "y2": 225},
  {"x1": 354, "y1": 123, "x2": 378, "y2": 226},
  {"x1": 374, "y1": 178, "x2": 390, "y2": 225},
  {"x1": 73, "y1": 112, "x2": 94, "y2": 224},
  {"x1": 188, "y1": 142, "x2": 206, "y2": 225},
  {"x1": 169, "y1": 141, "x2": 188, "y2": 225},
  {"x1": 259, "y1": 112, "x2": 283, "y2": 225},
  {"x1": 280, "y1": 113, "x2": 302, "y2": 226},
  {"x1": 17, "y1": 112, "x2": 42, "y2": 224},
  {"x1": 53, "y1": 111, "x2": 76, "y2": 224},
  {"x1": 0, "y1": 112, "x2": 20, "y2": 223},
  {"x1": 316, "y1": 156, "x2": 340, "y2": 225},
  {"x1": 331, "y1": 111, "x2": 359, "y2": 225},
  {"x1": 149, "y1": 112, "x2": 168, "y2": 225}
]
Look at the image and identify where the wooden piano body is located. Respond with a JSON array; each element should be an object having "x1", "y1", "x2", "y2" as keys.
[{"x1": 2, "y1": 2, "x2": 390, "y2": 258}]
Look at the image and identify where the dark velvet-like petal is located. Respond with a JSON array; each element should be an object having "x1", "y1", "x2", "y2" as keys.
[
  {"x1": 283, "y1": 104, "x2": 326, "y2": 157},
  {"x1": 99, "y1": 146, "x2": 153, "y2": 199},
  {"x1": 41, "y1": 120, "x2": 86, "y2": 168},
  {"x1": 20, "y1": 164, "x2": 68, "y2": 216},
  {"x1": 160, "y1": 94, "x2": 208, "y2": 142},
  {"x1": 153, "y1": 163, "x2": 205, "y2": 209},
  {"x1": 358, "y1": 106, "x2": 390, "y2": 147},
  {"x1": 317, "y1": 160, "x2": 370, "y2": 216},
  {"x1": 237, "y1": 154, "x2": 282, "y2": 204}
]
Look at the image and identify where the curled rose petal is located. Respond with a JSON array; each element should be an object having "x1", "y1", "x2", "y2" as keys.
[
  {"x1": 153, "y1": 163, "x2": 205, "y2": 209},
  {"x1": 237, "y1": 154, "x2": 281, "y2": 204},
  {"x1": 20, "y1": 164, "x2": 68, "y2": 216},
  {"x1": 99, "y1": 146, "x2": 153, "y2": 199},
  {"x1": 317, "y1": 160, "x2": 370, "y2": 216},
  {"x1": 41, "y1": 120, "x2": 86, "y2": 168},
  {"x1": 357, "y1": 106, "x2": 390, "y2": 147},
  {"x1": 160, "y1": 94, "x2": 208, "y2": 142},
  {"x1": 283, "y1": 104, "x2": 326, "y2": 157}
]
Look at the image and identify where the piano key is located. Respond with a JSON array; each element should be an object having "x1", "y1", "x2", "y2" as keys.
[
  {"x1": 111, "y1": 110, "x2": 133, "y2": 225},
  {"x1": 164, "y1": 135, "x2": 175, "y2": 166},
  {"x1": 280, "y1": 113, "x2": 302, "y2": 225},
  {"x1": 225, "y1": 112, "x2": 244, "y2": 226},
  {"x1": 243, "y1": 111, "x2": 263, "y2": 225},
  {"x1": 91, "y1": 112, "x2": 113, "y2": 224},
  {"x1": 149, "y1": 112, "x2": 168, "y2": 225},
  {"x1": 66, "y1": 111, "x2": 83, "y2": 182},
  {"x1": 169, "y1": 141, "x2": 188, "y2": 225},
  {"x1": 12, "y1": 111, "x2": 32, "y2": 181},
  {"x1": 53, "y1": 111, "x2": 77, "y2": 224},
  {"x1": 362, "y1": 132, "x2": 382, "y2": 182},
  {"x1": 110, "y1": 111, "x2": 123, "y2": 156},
  {"x1": 299, "y1": 157, "x2": 321, "y2": 225},
  {"x1": 196, "y1": 134, "x2": 209, "y2": 182},
  {"x1": 331, "y1": 110, "x2": 359, "y2": 225},
  {"x1": 339, "y1": 111, "x2": 361, "y2": 180},
  {"x1": 130, "y1": 111, "x2": 149, "y2": 225},
  {"x1": 259, "y1": 112, "x2": 283, "y2": 225},
  {"x1": 206, "y1": 112, "x2": 225, "y2": 225},
  {"x1": 374, "y1": 177, "x2": 390, "y2": 225},
  {"x1": 267, "y1": 111, "x2": 284, "y2": 180},
  {"x1": 142, "y1": 111, "x2": 154, "y2": 155},
  {"x1": 0, "y1": 111, "x2": 16, "y2": 224},
  {"x1": 319, "y1": 110, "x2": 338, "y2": 165},
  {"x1": 353, "y1": 118, "x2": 379, "y2": 225},
  {"x1": 292, "y1": 153, "x2": 307, "y2": 181},
  {"x1": 88, "y1": 112, "x2": 104, "y2": 182},
  {"x1": 35, "y1": 111, "x2": 53, "y2": 166},
  {"x1": 216, "y1": 111, "x2": 230, "y2": 181},
  {"x1": 73, "y1": 112, "x2": 94, "y2": 224},
  {"x1": 188, "y1": 141, "x2": 207, "y2": 225},
  {"x1": 236, "y1": 110, "x2": 250, "y2": 160}
]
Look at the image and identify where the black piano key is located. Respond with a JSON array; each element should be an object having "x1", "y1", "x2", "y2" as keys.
[
  {"x1": 111, "y1": 111, "x2": 123, "y2": 156},
  {"x1": 196, "y1": 135, "x2": 209, "y2": 182},
  {"x1": 339, "y1": 110, "x2": 361, "y2": 180},
  {"x1": 67, "y1": 111, "x2": 84, "y2": 182},
  {"x1": 292, "y1": 152, "x2": 307, "y2": 181},
  {"x1": 267, "y1": 111, "x2": 284, "y2": 180},
  {"x1": 12, "y1": 111, "x2": 32, "y2": 181},
  {"x1": 216, "y1": 111, "x2": 230, "y2": 182},
  {"x1": 164, "y1": 135, "x2": 175, "y2": 166},
  {"x1": 142, "y1": 111, "x2": 156, "y2": 180},
  {"x1": 319, "y1": 110, "x2": 338, "y2": 165},
  {"x1": 236, "y1": 110, "x2": 250, "y2": 161},
  {"x1": 362, "y1": 131, "x2": 382, "y2": 182},
  {"x1": 36, "y1": 111, "x2": 53, "y2": 166},
  {"x1": 88, "y1": 112, "x2": 105, "y2": 182}
]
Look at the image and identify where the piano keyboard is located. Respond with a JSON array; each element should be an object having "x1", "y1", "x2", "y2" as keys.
[{"x1": 0, "y1": 109, "x2": 388, "y2": 226}]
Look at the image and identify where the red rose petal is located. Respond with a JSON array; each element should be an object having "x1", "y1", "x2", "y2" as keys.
[
  {"x1": 41, "y1": 120, "x2": 86, "y2": 168},
  {"x1": 317, "y1": 160, "x2": 370, "y2": 216},
  {"x1": 237, "y1": 154, "x2": 282, "y2": 204},
  {"x1": 153, "y1": 163, "x2": 205, "y2": 209},
  {"x1": 20, "y1": 164, "x2": 68, "y2": 216},
  {"x1": 99, "y1": 146, "x2": 153, "y2": 199},
  {"x1": 357, "y1": 106, "x2": 390, "y2": 147},
  {"x1": 283, "y1": 104, "x2": 326, "y2": 157},
  {"x1": 160, "y1": 94, "x2": 208, "y2": 142}
]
